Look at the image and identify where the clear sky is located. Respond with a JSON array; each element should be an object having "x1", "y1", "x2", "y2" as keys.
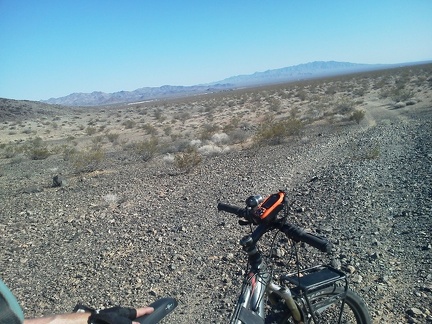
[{"x1": 1, "y1": 0, "x2": 431, "y2": 101}]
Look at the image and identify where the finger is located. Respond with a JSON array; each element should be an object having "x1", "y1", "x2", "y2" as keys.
[{"x1": 136, "y1": 306, "x2": 154, "y2": 317}]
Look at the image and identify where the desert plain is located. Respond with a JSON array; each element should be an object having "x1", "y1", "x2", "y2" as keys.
[{"x1": 1, "y1": 64, "x2": 431, "y2": 323}]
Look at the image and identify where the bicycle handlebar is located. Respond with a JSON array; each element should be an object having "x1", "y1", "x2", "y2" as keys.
[
  {"x1": 217, "y1": 202, "x2": 247, "y2": 217},
  {"x1": 281, "y1": 224, "x2": 332, "y2": 253},
  {"x1": 135, "y1": 298, "x2": 178, "y2": 324},
  {"x1": 217, "y1": 202, "x2": 332, "y2": 253}
]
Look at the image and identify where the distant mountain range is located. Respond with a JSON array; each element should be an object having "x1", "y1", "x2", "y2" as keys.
[{"x1": 42, "y1": 61, "x2": 400, "y2": 106}]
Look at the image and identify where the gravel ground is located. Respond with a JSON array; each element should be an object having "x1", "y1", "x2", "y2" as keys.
[{"x1": 1, "y1": 102, "x2": 431, "y2": 323}]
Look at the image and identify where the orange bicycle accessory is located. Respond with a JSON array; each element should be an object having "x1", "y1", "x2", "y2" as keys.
[{"x1": 253, "y1": 191, "x2": 286, "y2": 223}]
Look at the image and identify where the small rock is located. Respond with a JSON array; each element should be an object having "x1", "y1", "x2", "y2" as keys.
[
  {"x1": 331, "y1": 258, "x2": 341, "y2": 270},
  {"x1": 422, "y1": 244, "x2": 431, "y2": 251},
  {"x1": 351, "y1": 274, "x2": 363, "y2": 283},
  {"x1": 346, "y1": 265, "x2": 356, "y2": 274},
  {"x1": 52, "y1": 175, "x2": 64, "y2": 187},
  {"x1": 407, "y1": 307, "x2": 423, "y2": 317},
  {"x1": 223, "y1": 253, "x2": 234, "y2": 261},
  {"x1": 149, "y1": 289, "x2": 157, "y2": 297}
]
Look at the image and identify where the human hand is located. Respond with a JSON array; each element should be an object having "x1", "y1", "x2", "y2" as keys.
[{"x1": 88, "y1": 306, "x2": 154, "y2": 324}]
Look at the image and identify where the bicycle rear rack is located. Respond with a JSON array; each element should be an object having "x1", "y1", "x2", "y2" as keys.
[
  {"x1": 282, "y1": 264, "x2": 347, "y2": 293},
  {"x1": 281, "y1": 265, "x2": 349, "y2": 322}
]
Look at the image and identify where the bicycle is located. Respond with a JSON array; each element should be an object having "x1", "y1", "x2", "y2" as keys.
[{"x1": 218, "y1": 190, "x2": 372, "y2": 324}]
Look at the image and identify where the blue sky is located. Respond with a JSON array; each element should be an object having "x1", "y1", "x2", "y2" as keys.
[{"x1": 1, "y1": 1, "x2": 431, "y2": 101}]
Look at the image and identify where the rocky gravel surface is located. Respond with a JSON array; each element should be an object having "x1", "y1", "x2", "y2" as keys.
[{"x1": 1, "y1": 103, "x2": 431, "y2": 323}]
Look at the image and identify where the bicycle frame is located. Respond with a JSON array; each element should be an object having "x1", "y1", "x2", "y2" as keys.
[
  {"x1": 229, "y1": 224, "x2": 302, "y2": 324},
  {"x1": 230, "y1": 260, "x2": 305, "y2": 324},
  {"x1": 230, "y1": 261, "x2": 270, "y2": 324}
]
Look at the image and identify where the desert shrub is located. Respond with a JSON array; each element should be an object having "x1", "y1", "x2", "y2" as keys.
[
  {"x1": 353, "y1": 86, "x2": 367, "y2": 97},
  {"x1": 211, "y1": 133, "x2": 229, "y2": 145},
  {"x1": 223, "y1": 117, "x2": 240, "y2": 133},
  {"x1": 174, "y1": 147, "x2": 202, "y2": 173},
  {"x1": 142, "y1": 123, "x2": 158, "y2": 135},
  {"x1": 325, "y1": 85, "x2": 337, "y2": 95},
  {"x1": 91, "y1": 135, "x2": 105, "y2": 146},
  {"x1": 106, "y1": 132, "x2": 120, "y2": 144},
  {"x1": 348, "y1": 141, "x2": 380, "y2": 161},
  {"x1": 174, "y1": 111, "x2": 191, "y2": 122},
  {"x1": 334, "y1": 99, "x2": 355, "y2": 114},
  {"x1": 85, "y1": 126, "x2": 98, "y2": 135},
  {"x1": 227, "y1": 129, "x2": 249, "y2": 144},
  {"x1": 198, "y1": 144, "x2": 229, "y2": 156},
  {"x1": 4, "y1": 145, "x2": 17, "y2": 158},
  {"x1": 254, "y1": 116, "x2": 303, "y2": 145},
  {"x1": 390, "y1": 88, "x2": 414, "y2": 102},
  {"x1": 199, "y1": 123, "x2": 219, "y2": 141},
  {"x1": 30, "y1": 137, "x2": 43, "y2": 147},
  {"x1": 159, "y1": 139, "x2": 190, "y2": 154},
  {"x1": 29, "y1": 146, "x2": 51, "y2": 160},
  {"x1": 365, "y1": 146, "x2": 380, "y2": 160},
  {"x1": 123, "y1": 119, "x2": 136, "y2": 129},
  {"x1": 21, "y1": 137, "x2": 51, "y2": 160},
  {"x1": 153, "y1": 108, "x2": 163, "y2": 120},
  {"x1": 62, "y1": 146, "x2": 77, "y2": 161},
  {"x1": 350, "y1": 109, "x2": 366, "y2": 124},
  {"x1": 268, "y1": 98, "x2": 281, "y2": 112},
  {"x1": 295, "y1": 90, "x2": 308, "y2": 101},
  {"x1": 372, "y1": 77, "x2": 388, "y2": 90},
  {"x1": 290, "y1": 106, "x2": 300, "y2": 118},
  {"x1": 163, "y1": 126, "x2": 172, "y2": 136},
  {"x1": 130, "y1": 137, "x2": 159, "y2": 162},
  {"x1": 71, "y1": 147, "x2": 105, "y2": 173},
  {"x1": 352, "y1": 145, "x2": 380, "y2": 160}
]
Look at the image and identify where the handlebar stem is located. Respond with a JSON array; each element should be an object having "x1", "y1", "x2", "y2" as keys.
[{"x1": 240, "y1": 224, "x2": 272, "y2": 270}]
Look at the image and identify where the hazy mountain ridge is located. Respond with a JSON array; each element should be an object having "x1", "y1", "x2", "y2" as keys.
[
  {"x1": 42, "y1": 61, "x2": 396, "y2": 106},
  {"x1": 42, "y1": 84, "x2": 233, "y2": 107},
  {"x1": 214, "y1": 61, "x2": 382, "y2": 85}
]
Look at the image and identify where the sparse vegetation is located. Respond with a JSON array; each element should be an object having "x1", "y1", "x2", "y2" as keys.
[
  {"x1": 174, "y1": 147, "x2": 202, "y2": 173},
  {"x1": 106, "y1": 132, "x2": 120, "y2": 144},
  {"x1": 85, "y1": 126, "x2": 98, "y2": 135},
  {"x1": 0, "y1": 63, "x2": 430, "y2": 177},
  {"x1": 350, "y1": 109, "x2": 366, "y2": 124},
  {"x1": 28, "y1": 146, "x2": 51, "y2": 160},
  {"x1": 334, "y1": 99, "x2": 355, "y2": 114},
  {"x1": 123, "y1": 119, "x2": 136, "y2": 129},
  {"x1": 254, "y1": 116, "x2": 303, "y2": 145},
  {"x1": 71, "y1": 147, "x2": 105, "y2": 173},
  {"x1": 129, "y1": 137, "x2": 159, "y2": 162}
]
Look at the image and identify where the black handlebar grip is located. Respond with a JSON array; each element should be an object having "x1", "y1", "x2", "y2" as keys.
[
  {"x1": 217, "y1": 202, "x2": 245, "y2": 217},
  {"x1": 135, "y1": 297, "x2": 178, "y2": 324},
  {"x1": 300, "y1": 232, "x2": 332, "y2": 253},
  {"x1": 282, "y1": 224, "x2": 332, "y2": 253}
]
